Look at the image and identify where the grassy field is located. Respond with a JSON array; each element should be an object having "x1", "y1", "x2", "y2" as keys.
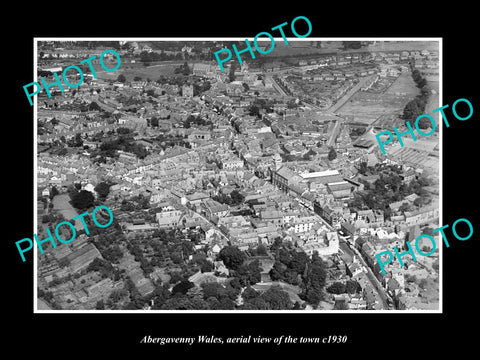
[
  {"x1": 257, "y1": 40, "x2": 439, "y2": 58},
  {"x1": 92, "y1": 61, "x2": 185, "y2": 82},
  {"x1": 424, "y1": 80, "x2": 440, "y2": 123},
  {"x1": 384, "y1": 71, "x2": 420, "y2": 96},
  {"x1": 337, "y1": 71, "x2": 420, "y2": 125}
]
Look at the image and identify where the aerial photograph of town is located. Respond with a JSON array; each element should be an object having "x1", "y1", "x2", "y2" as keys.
[{"x1": 35, "y1": 39, "x2": 440, "y2": 311}]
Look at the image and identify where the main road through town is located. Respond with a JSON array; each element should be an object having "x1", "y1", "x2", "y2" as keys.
[
  {"x1": 300, "y1": 202, "x2": 393, "y2": 309},
  {"x1": 340, "y1": 240, "x2": 394, "y2": 309}
]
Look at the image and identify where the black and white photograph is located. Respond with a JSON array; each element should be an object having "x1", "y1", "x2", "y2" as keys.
[
  {"x1": 5, "y1": 6, "x2": 478, "y2": 355},
  {"x1": 32, "y1": 39, "x2": 442, "y2": 313}
]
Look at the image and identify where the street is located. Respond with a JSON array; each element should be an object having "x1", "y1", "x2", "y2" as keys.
[{"x1": 340, "y1": 240, "x2": 394, "y2": 310}]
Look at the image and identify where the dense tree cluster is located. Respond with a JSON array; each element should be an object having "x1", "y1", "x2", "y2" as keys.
[
  {"x1": 211, "y1": 190, "x2": 245, "y2": 206},
  {"x1": 350, "y1": 164, "x2": 431, "y2": 218},
  {"x1": 327, "y1": 280, "x2": 361, "y2": 295},
  {"x1": 88, "y1": 224, "x2": 125, "y2": 264},
  {"x1": 235, "y1": 259, "x2": 262, "y2": 287},
  {"x1": 342, "y1": 41, "x2": 362, "y2": 50},
  {"x1": 87, "y1": 258, "x2": 122, "y2": 280},
  {"x1": 120, "y1": 194, "x2": 150, "y2": 211},
  {"x1": 402, "y1": 68, "x2": 431, "y2": 129},
  {"x1": 242, "y1": 285, "x2": 294, "y2": 310},
  {"x1": 94, "y1": 181, "x2": 114, "y2": 200},
  {"x1": 350, "y1": 127, "x2": 367, "y2": 137},
  {"x1": 183, "y1": 114, "x2": 213, "y2": 128},
  {"x1": 70, "y1": 189, "x2": 95, "y2": 210},
  {"x1": 193, "y1": 81, "x2": 211, "y2": 96},
  {"x1": 49, "y1": 186, "x2": 59, "y2": 200},
  {"x1": 112, "y1": 240, "x2": 299, "y2": 310},
  {"x1": 269, "y1": 244, "x2": 327, "y2": 307},
  {"x1": 96, "y1": 135, "x2": 149, "y2": 159},
  {"x1": 154, "y1": 134, "x2": 189, "y2": 150},
  {"x1": 139, "y1": 50, "x2": 175, "y2": 65},
  {"x1": 218, "y1": 246, "x2": 246, "y2": 271},
  {"x1": 174, "y1": 62, "x2": 191, "y2": 76},
  {"x1": 328, "y1": 147, "x2": 337, "y2": 161}
]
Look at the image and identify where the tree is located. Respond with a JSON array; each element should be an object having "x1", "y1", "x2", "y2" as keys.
[
  {"x1": 58, "y1": 257, "x2": 70, "y2": 268},
  {"x1": 133, "y1": 76, "x2": 142, "y2": 81},
  {"x1": 172, "y1": 280, "x2": 194, "y2": 295},
  {"x1": 260, "y1": 286, "x2": 293, "y2": 310},
  {"x1": 343, "y1": 41, "x2": 362, "y2": 50},
  {"x1": 49, "y1": 186, "x2": 59, "y2": 200},
  {"x1": 94, "y1": 182, "x2": 111, "y2": 199},
  {"x1": 117, "y1": 74, "x2": 127, "y2": 83},
  {"x1": 174, "y1": 62, "x2": 191, "y2": 76},
  {"x1": 117, "y1": 127, "x2": 131, "y2": 135},
  {"x1": 201, "y1": 282, "x2": 226, "y2": 301},
  {"x1": 71, "y1": 190, "x2": 95, "y2": 210},
  {"x1": 230, "y1": 189, "x2": 245, "y2": 205},
  {"x1": 88, "y1": 101, "x2": 101, "y2": 111},
  {"x1": 289, "y1": 251, "x2": 308, "y2": 275},
  {"x1": 269, "y1": 260, "x2": 287, "y2": 282},
  {"x1": 150, "y1": 117, "x2": 159, "y2": 127},
  {"x1": 242, "y1": 286, "x2": 259, "y2": 301},
  {"x1": 248, "y1": 105, "x2": 260, "y2": 118},
  {"x1": 255, "y1": 244, "x2": 267, "y2": 256},
  {"x1": 302, "y1": 252, "x2": 327, "y2": 306},
  {"x1": 229, "y1": 62, "x2": 237, "y2": 82},
  {"x1": 235, "y1": 259, "x2": 262, "y2": 287},
  {"x1": 358, "y1": 161, "x2": 368, "y2": 175},
  {"x1": 304, "y1": 287, "x2": 323, "y2": 306},
  {"x1": 74, "y1": 133, "x2": 83, "y2": 147},
  {"x1": 95, "y1": 300, "x2": 105, "y2": 310},
  {"x1": 416, "y1": 116, "x2": 433, "y2": 130},
  {"x1": 327, "y1": 282, "x2": 347, "y2": 294},
  {"x1": 422, "y1": 227, "x2": 434, "y2": 236},
  {"x1": 345, "y1": 280, "x2": 361, "y2": 294},
  {"x1": 218, "y1": 246, "x2": 246, "y2": 271},
  {"x1": 328, "y1": 147, "x2": 337, "y2": 161},
  {"x1": 334, "y1": 301, "x2": 350, "y2": 310}
]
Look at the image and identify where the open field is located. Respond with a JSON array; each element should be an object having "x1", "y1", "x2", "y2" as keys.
[
  {"x1": 336, "y1": 71, "x2": 420, "y2": 125},
  {"x1": 257, "y1": 40, "x2": 439, "y2": 58},
  {"x1": 52, "y1": 194, "x2": 84, "y2": 230},
  {"x1": 92, "y1": 61, "x2": 183, "y2": 82},
  {"x1": 424, "y1": 80, "x2": 440, "y2": 123},
  {"x1": 364, "y1": 41, "x2": 439, "y2": 53},
  {"x1": 384, "y1": 71, "x2": 420, "y2": 96}
]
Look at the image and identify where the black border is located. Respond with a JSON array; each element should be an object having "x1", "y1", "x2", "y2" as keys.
[{"x1": 6, "y1": 5, "x2": 479, "y2": 355}]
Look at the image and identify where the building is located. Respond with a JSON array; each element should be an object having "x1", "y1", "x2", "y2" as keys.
[
  {"x1": 221, "y1": 158, "x2": 244, "y2": 170},
  {"x1": 271, "y1": 166, "x2": 302, "y2": 192},
  {"x1": 203, "y1": 199, "x2": 230, "y2": 221},
  {"x1": 156, "y1": 206, "x2": 183, "y2": 229},
  {"x1": 182, "y1": 84, "x2": 194, "y2": 97},
  {"x1": 400, "y1": 169, "x2": 416, "y2": 183},
  {"x1": 327, "y1": 181, "x2": 353, "y2": 200},
  {"x1": 286, "y1": 216, "x2": 317, "y2": 234}
]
